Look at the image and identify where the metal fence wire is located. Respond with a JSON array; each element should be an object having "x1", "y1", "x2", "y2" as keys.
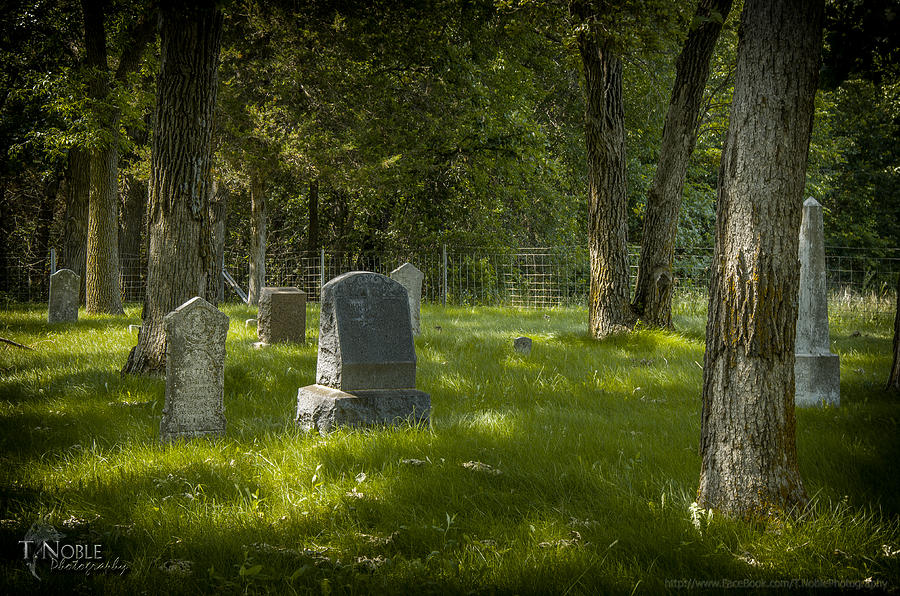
[
  {"x1": 221, "y1": 245, "x2": 898, "y2": 310},
  {"x1": 2, "y1": 245, "x2": 898, "y2": 312}
]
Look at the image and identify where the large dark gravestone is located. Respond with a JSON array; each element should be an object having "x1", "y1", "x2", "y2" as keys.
[{"x1": 296, "y1": 272, "x2": 430, "y2": 433}]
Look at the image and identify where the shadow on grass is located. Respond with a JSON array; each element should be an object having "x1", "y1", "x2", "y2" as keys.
[{"x1": 1, "y1": 301, "x2": 898, "y2": 592}]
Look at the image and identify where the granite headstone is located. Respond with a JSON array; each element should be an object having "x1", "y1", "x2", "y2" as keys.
[
  {"x1": 48, "y1": 269, "x2": 79, "y2": 323},
  {"x1": 296, "y1": 271, "x2": 430, "y2": 433},
  {"x1": 257, "y1": 286, "x2": 306, "y2": 345},
  {"x1": 795, "y1": 198, "x2": 840, "y2": 407},
  {"x1": 160, "y1": 297, "x2": 229, "y2": 441},
  {"x1": 514, "y1": 336, "x2": 532, "y2": 355}
]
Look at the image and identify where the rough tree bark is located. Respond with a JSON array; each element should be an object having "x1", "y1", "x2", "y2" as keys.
[
  {"x1": 0, "y1": 184, "x2": 8, "y2": 294},
  {"x1": 119, "y1": 174, "x2": 147, "y2": 302},
  {"x1": 62, "y1": 147, "x2": 90, "y2": 302},
  {"x1": 122, "y1": 0, "x2": 223, "y2": 375},
  {"x1": 207, "y1": 179, "x2": 226, "y2": 304},
  {"x1": 577, "y1": 26, "x2": 633, "y2": 338},
  {"x1": 698, "y1": 0, "x2": 824, "y2": 518},
  {"x1": 307, "y1": 177, "x2": 319, "y2": 254},
  {"x1": 34, "y1": 170, "x2": 61, "y2": 292},
  {"x1": 888, "y1": 273, "x2": 900, "y2": 391},
  {"x1": 632, "y1": 0, "x2": 733, "y2": 328},
  {"x1": 82, "y1": 0, "x2": 123, "y2": 314},
  {"x1": 248, "y1": 171, "x2": 266, "y2": 305}
]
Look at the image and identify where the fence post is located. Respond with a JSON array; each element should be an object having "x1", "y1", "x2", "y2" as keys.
[
  {"x1": 50, "y1": 248, "x2": 57, "y2": 275},
  {"x1": 219, "y1": 251, "x2": 225, "y2": 303},
  {"x1": 442, "y1": 244, "x2": 447, "y2": 307},
  {"x1": 320, "y1": 247, "x2": 325, "y2": 295}
]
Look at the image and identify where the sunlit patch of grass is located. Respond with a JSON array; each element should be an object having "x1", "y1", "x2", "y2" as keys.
[{"x1": 0, "y1": 298, "x2": 898, "y2": 593}]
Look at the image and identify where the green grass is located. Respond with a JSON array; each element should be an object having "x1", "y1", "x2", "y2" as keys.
[{"x1": 0, "y1": 298, "x2": 898, "y2": 594}]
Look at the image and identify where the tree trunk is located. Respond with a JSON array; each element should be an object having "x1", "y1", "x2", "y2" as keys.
[
  {"x1": 119, "y1": 174, "x2": 146, "y2": 302},
  {"x1": 248, "y1": 171, "x2": 266, "y2": 305},
  {"x1": 632, "y1": 0, "x2": 733, "y2": 328},
  {"x1": 82, "y1": 0, "x2": 123, "y2": 315},
  {"x1": 698, "y1": 0, "x2": 824, "y2": 518},
  {"x1": 85, "y1": 144, "x2": 124, "y2": 314},
  {"x1": 307, "y1": 177, "x2": 319, "y2": 253},
  {"x1": 0, "y1": 183, "x2": 8, "y2": 294},
  {"x1": 63, "y1": 147, "x2": 90, "y2": 302},
  {"x1": 122, "y1": 0, "x2": 223, "y2": 376},
  {"x1": 207, "y1": 179, "x2": 226, "y2": 304},
  {"x1": 888, "y1": 273, "x2": 900, "y2": 391},
  {"x1": 577, "y1": 28, "x2": 633, "y2": 338},
  {"x1": 34, "y1": 170, "x2": 61, "y2": 294}
]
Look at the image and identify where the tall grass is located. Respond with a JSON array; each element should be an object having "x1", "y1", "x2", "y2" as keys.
[{"x1": 0, "y1": 298, "x2": 898, "y2": 594}]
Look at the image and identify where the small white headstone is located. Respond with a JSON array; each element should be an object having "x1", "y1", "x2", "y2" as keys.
[
  {"x1": 390, "y1": 263, "x2": 424, "y2": 335},
  {"x1": 795, "y1": 198, "x2": 840, "y2": 407}
]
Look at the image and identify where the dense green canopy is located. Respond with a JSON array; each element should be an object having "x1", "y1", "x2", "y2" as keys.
[{"x1": 1, "y1": 0, "x2": 897, "y2": 298}]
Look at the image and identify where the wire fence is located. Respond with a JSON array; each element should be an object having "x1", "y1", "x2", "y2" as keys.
[{"x1": 2, "y1": 245, "x2": 897, "y2": 313}]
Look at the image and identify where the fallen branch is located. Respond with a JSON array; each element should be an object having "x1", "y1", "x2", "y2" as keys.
[{"x1": 0, "y1": 337, "x2": 34, "y2": 350}]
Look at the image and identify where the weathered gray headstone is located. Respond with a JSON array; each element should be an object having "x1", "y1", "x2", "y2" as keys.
[
  {"x1": 160, "y1": 297, "x2": 229, "y2": 442},
  {"x1": 390, "y1": 263, "x2": 424, "y2": 335},
  {"x1": 795, "y1": 198, "x2": 840, "y2": 407},
  {"x1": 296, "y1": 271, "x2": 430, "y2": 433},
  {"x1": 257, "y1": 287, "x2": 306, "y2": 345},
  {"x1": 48, "y1": 269, "x2": 79, "y2": 323},
  {"x1": 245, "y1": 318, "x2": 257, "y2": 328},
  {"x1": 514, "y1": 336, "x2": 532, "y2": 355}
]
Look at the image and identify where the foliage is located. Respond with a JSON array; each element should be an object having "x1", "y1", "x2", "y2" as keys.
[{"x1": 0, "y1": 0, "x2": 898, "y2": 298}]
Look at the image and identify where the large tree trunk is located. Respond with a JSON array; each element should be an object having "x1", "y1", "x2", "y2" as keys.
[
  {"x1": 62, "y1": 147, "x2": 90, "y2": 302},
  {"x1": 577, "y1": 28, "x2": 633, "y2": 338},
  {"x1": 698, "y1": 0, "x2": 824, "y2": 518},
  {"x1": 122, "y1": 1, "x2": 223, "y2": 376},
  {"x1": 632, "y1": 0, "x2": 733, "y2": 328},
  {"x1": 119, "y1": 174, "x2": 147, "y2": 302},
  {"x1": 888, "y1": 273, "x2": 900, "y2": 391},
  {"x1": 307, "y1": 177, "x2": 319, "y2": 253},
  {"x1": 82, "y1": 0, "x2": 123, "y2": 315},
  {"x1": 248, "y1": 171, "x2": 266, "y2": 305}
]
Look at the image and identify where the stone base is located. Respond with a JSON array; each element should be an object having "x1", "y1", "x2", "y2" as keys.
[
  {"x1": 159, "y1": 427, "x2": 225, "y2": 443},
  {"x1": 295, "y1": 384, "x2": 430, "y2": 434},
  {"x1": 795, "y1": 352, "x2": 840, "y2": 407}
]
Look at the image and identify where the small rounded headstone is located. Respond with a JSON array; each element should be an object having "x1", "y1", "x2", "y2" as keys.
[
  {"x1": 514, "y1": 336, "x2": 532, "y2": 355},
  {"x1": 128, "y1": 324, "x2": 141, "y2": 333},
  {"x1": 245, "y1": 318, "x2": 257, "y2": 328}
]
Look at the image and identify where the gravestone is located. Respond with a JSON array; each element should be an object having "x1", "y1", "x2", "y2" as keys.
[
  {"x1": 514, "y1": 336, "x2": 532, "y2": 355},
  {"x1": 48, "y1": 269, "x2": 79, "y2": 323},
  {"x1": 296, "y1": 271, "x2": 430, "y2": 433},
  {"x1": 160, "y1": 297, "x2": 229, "y2": 442},
  {"x1": 257, "y1": 287, "x2": 306, "y2": 345},
  {"x1": 795, "y1": 198, "x2": 840, "y2": 407},
  {"x1": 390, "y1": 263, "x2": 424, "y2": 335}
]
